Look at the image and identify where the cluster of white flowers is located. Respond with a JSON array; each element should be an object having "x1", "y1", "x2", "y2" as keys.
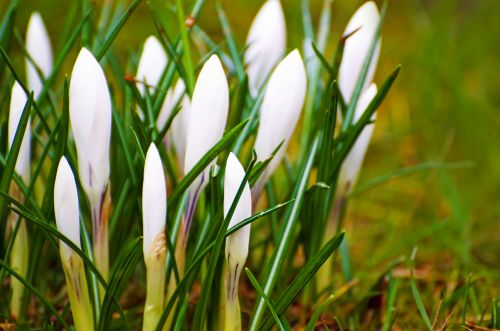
[{"x1": 8, "y1": 1, "x2": 382, "y2": 329}]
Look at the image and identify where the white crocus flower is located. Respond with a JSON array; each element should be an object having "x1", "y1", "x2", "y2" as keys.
[
  {"x1": 8, "y1": 82, "x2": 31, "y2": 320},
  {"x1": 69, "y1": 47, "x2": 112, "y2": 280},
  {"x1": 142, "y1": 143, "x2": 167, "y2": 258},
  {"x1": 245, "y1": 0, "x2": 286, "y2": 95},
  {"x1": 338, "y1": 1, "x2": 381, "y2": 103},
  {"x1": 338, "y1": 83, "x2": 377, "y2": 196},
  {"x1": 25, "y1": 12, "x2": 53, "y2": 97},
  {"x1": 253, "y1": 49, "x2": 307, "y2": 197},
  {"x1": 183, "y1": 54, "x2": 229, "y2": 233},
  {"x1": 54, "y1": 157, "x2": 94, "y2": 331},
  {"x1": 136, "y1": 35, "x2": 167, "y2": 97},
  {"x1": 8, "y1": 83, "x2": 31, "y2": 183},
  {"x1": 142, "y1": 143, "x2": 167, "y2": 331},
  {"x1": 54, "y1": 158, "x2": 81, "y2": 258},
  {"x1": 223, "y1": 153, "x2": 252, "y2": 331},
  {"x1": 157, "y1": 79, "x2": 191, "y2": 172}
]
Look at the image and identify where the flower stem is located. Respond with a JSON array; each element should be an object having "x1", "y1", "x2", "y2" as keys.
[
  {"x1": 143, "y1": 250, "x2": 166, "y2": 331},
  {"x1": 224, "y1": 261, "x2": 242, "y2": 331},
  {"x1": 316, "y1": 194, "x2": 346, "y2": 293},
  {"x1": 9, "y1": 218, "x2": 28, "y2": 320},
  {"x1": 61, "y1": 251, "x2": 94, "y2": 331}
]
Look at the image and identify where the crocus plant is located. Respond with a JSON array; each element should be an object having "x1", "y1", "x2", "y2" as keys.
[
  {"x1": 318, "y1": 1, "x2": 381, "y2": 292},
  {"x1": 252, "y1": 49, "x2": 307, "y2": 200},
  {"x1": 183, "y1": 54, "x2": 229, "y2": 239},
  {"x1": 142, "y1": 143, "x2": 167, "y2": 331},
  {"x1": 54, "y1": 157, "x2": 94, "y2": 331},
  {"x1": 7, "y1": 83, "x2": 30, "y2": 320},
  {"x1": 223, "y1": 153, "x2": 252, "y2": 331},
  {"x1": 244, "y1": 0, "x2": 286, "y2": 95},
  {"x1": 69, "y1": 47, "x2": 112, "y2": 285},
  {"x1": 25, "y1": 12, "x2": 53, "y2": 97}
]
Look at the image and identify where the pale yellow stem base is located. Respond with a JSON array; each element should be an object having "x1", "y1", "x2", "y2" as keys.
[
  {"x1": 224, "y1": 262, "x2": 242, "y2": 331},
  {"x1": 143, "y1": 231, "x2": 167, "y2": 331},
  {"x1": 9, "y1": 219, "x2": 29, "y2": 320},
  {"x1": 61, "y1": 251, "x2": 94, "y2": 331}
]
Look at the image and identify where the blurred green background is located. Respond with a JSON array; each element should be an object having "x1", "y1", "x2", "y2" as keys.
[{"x1": 7, "y1": 0, "x2": 499, "y2": 304}]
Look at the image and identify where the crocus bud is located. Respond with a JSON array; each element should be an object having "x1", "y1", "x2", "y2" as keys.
[
  {"x1": 224, "y1": 153, "x2": 252, "y2": 271},
  {"x1": 25, "y1": 12, "x2": 53, "y2": 97},
  {"x1": 69, "y1": 47, "x2": 111, "y2": 214},
  {"x1": 183, "y1": 55, "x2": 229, "y2": 231},
  {"x1": 223, "y1": 153, "x2": 252, "y2": 331},
  {"x1": 54, "y1": 157, "x2": 81, "y2": 258},
  {"x1": 136, "y1": 36, "x2": 167, "y2": 97},
  {"x1": 245, "y1": 0, "x2": 286, "y2": 95},
  {"x1": 8, "y1": 82, "x2": 31, "y2": 321},
  {"x1": 142, "y1": 143, "x2": 167, "y2": 331},
  {"x1": 338, "y1": 83, "x2": 377, "y2": 195},
  {"x1": 8, "y1": 82, "x2": 31, "y2": 184},
  {"x1": 142, "y1": 143, "x2": 167, "y2": 258},
  {"x1": 54, "y1": 157, "x2": 94, "y2": 331},
  {"x1": 339, "y1": 1, "x2": 381, "y2": 103},
  {"x1": 253, "y1": 50, "x2": 307, "y2": 192},
  {"x1": 158, "y1": 79, "x2": 191, "y2": 171}
]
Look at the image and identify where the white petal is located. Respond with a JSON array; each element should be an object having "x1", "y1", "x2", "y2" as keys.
[
  {"x1": 339, "y1": 1, "x2": 381, "y2": 103},
  {"x1": 245, "y1": 0, "x2": 286, "y2": 94},
  {"x1": 8, "y1": 82, "x2": 31, "y2": 184},
  {"x1": 184, "y1": 55, "x2": 229, "y2": 182},
  {"x1": 338, "y1": 83, "x2": 377, "y2": 194},
  {"x1": 136, "y1": 36, "x2": 167, "y2": 96},
  {"x1": 69, "y1": 47, "x2": 111, "y2": 206},
  {"x1": 253, "y1": 49, "x2": 307, "y2": 180},
  {"x1": 26, "y1": 12, "x2": 53, "y2": 97},
  {"x1": 54, "y1": 157, "x2": 81, "y2": 254},
  {"x1": 142, "y1": 144, "x2": 167, "y2": 257},
  {"x1": 224, "y1": 153, "x2": 252, "y2": 267},
  {"x1": 157, "y1": 79, "x2": 186, "y2": 132},
  {"x1": 169, "y1": 81, "x2": 191, "y2": 173}
]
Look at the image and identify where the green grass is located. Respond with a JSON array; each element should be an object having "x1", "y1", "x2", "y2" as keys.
[{"x1": 0, "y1": 0, "x2": 498, "y2": 330}]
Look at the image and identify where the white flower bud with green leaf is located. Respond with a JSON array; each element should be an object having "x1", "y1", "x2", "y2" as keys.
[
  {"x1": 69, "y1": 47, "x2": 112, "y2": 280},
  {"x1": 183, "y1": 55, "x2": 229, "y2": 233},
  {"x1": 245, "y1": 0, "x2": 286, "y2": 95},
  {"x1": 54, "y1": 157, "x2": 94, "y2": 331},
  {"x1": 8, "y1": 82, "x2": 31, "y2": 320},
  {"x1": 338, "y1": 83, "x2": 377, "y2": 195},
  {"x1": 224, "y1": 153, "x2": 252, "y2": 331},
  {"x1": 136, "y1": 35, "x2": 167, "y2": 97},
  {"x1": 26, "y1": 12, "x2": 53, "y2": 97},
  {"x1": 158, "y1": 79, "x2": 191, "y2": 172},
  {"x1": 8, "y1": 82, "x2": 30, "y2": 184},
  {"x1": 339, "y1": 1, "x2": 381, "y2": 103},
  {"x1": 253, "y1": 50, "x2": 307, "y2": 196},
  {"x1": 142, "y1": 143, "x2": 167, "y2": 331}
]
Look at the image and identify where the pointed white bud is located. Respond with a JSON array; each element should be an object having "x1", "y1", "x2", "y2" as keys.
[
  {"x1": 26, "y1": 12, "x2": 53, "y2": 97},
  {"x1": 245, "y1": 0, "x2": 286, "y2": 94},
  {"x1": 69, "y1": 47, "x2": 112, "y2": 208},
  {"x1": 160, "y1": 79, "x2": 191, "y2": 172},
  {"x1": 8, "y1": 82, "x2": 31, "y2": 184},
  {"x1": 224, "y1": 153, "x2": 252, "y2": 269},
  {"x1": 338, "y1": 83, "x2": 377, "y2": 195},
  {"x1": 339, "y1": 1, "x2": 381, "y2": 103},
  {"x1": 54, "y1": 157, "x2": 81, "y2": 256},
  {"x1": 136, "y1": 36, "x2": 167, "y2": 96},
  {"x1": 142, "y1": 143, "x2": 167, "y2": 257},
  {"x1": 184, "y1": 55, "x2": 229, "y2": 183},
  {"x1": 253, "y1": 49, "x2": 307, "y2": 182},
  {"x1": 157, "y1": 80, "x2": 192, "y2": 171}
]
